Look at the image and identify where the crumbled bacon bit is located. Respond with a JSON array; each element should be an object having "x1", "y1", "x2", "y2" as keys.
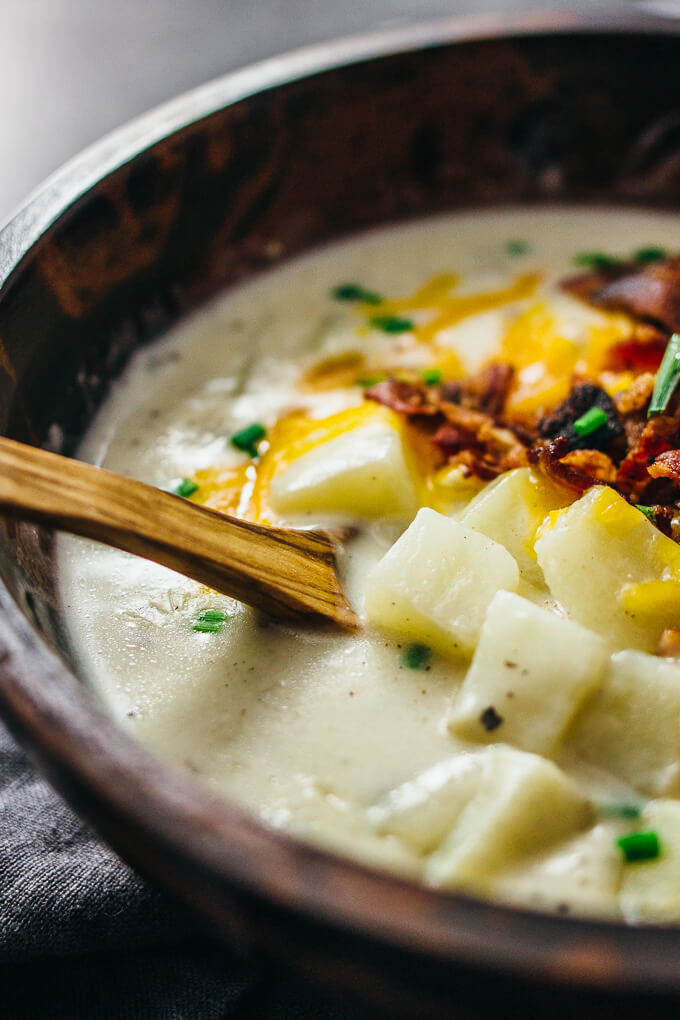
[
  {"x1": 529, "y1": 437, "x2": 605, "y2": 493},
  {"x1": 431, "y1": 422, "x2": 477, "y2": 458},
  {"x1": 648, "y1": 449, "x2": 680, "y2": 481},
  {"x1": 365, "y1": 379, "x2": 436, "y2": 416},
  {"x1": 593, "y1": 259, "x2": 680, "y2": 333},
  {"x1": 446, "y1": 450, "x2": 502, "y2": 481},
  {"x1": 438, "y1": 362, "x2": 514, "y2": 416},
  {"x1": 538, "y1": 382, "x2": 623, "y2": 453},
  {"x1": 642, "y1": 504, "x2": 675, "y2": 538},
  {"x1": 614, "y1": 373, "x2": 655, "y2": 415},
  {"x1": 606, "y1": 337, "x2": 667, "y2": 374},
  {"x1": 475, "y1": 362, "x2": 515, "y2": 417},
  {"x1": 438, "y1": 401, "x2": 491, "y2": 434},
  {"x1": 559, "y1": 448, "x2": 618, "y2": 485},
  {"x1": 616, "y1": 411, "x2": 680, "y2": 498},
  {"x1": 561, "y1": 265, "x2": 628, "y2": 304},
  {"x1": 658, "y1": 628, "x2": 680, "y2": 658},
  {"x1": 564, "y1": 257, "x2": 680, "y2": 333}
]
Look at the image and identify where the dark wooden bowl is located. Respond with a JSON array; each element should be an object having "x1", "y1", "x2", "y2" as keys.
[{"x1": 3, "y1": 12, "x2": 680, "y2": 1017}]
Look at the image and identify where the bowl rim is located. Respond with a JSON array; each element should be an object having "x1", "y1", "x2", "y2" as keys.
[{"x1": 2, "y1": 8, "x2": 680, "y2": 995}]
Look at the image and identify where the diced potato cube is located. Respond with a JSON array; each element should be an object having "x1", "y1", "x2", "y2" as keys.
[
  {"x1": 535, "y1": 485, "x2": 680, "y2": 651},
  {"x1": 448, "y1": 591, "x2": 607, "y2": 755},
  {"x1": 270, "y1": 420, "x2": 417, "y2": 519},
  {"x1": 567, "y1": 650, "x2": 680, "y2": 797},
  {"x1": 364, "y1": 508, "x2": 519, "y2": 657},
  {"x1": 428, "y1": 746, "x2": 591, "y2": 889},
  {"x1": 494, "y1": 821, "x2": 624, "y2": 919},
  {"x1": 425, "y1": 747, "x2": 592, "y2": 891},
  {"x1": 369, "y1": 747, "x2": 593, "y2": 892},
  {"x1": 619, "y1": 800, "x2": 680, "y2": 923},
  {"x1": 459, "y1": 467, "x2": 572, "y2": 586},
  {"x1": 367, "y1": 753, "x2": 488, "y2": 854}
]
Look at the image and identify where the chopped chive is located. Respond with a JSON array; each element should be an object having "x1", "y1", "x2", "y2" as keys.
[
  {"x1": 193, "y1": 608, "x2": 229, "y2": 633},
  {"x1": 230, "y1": 422, "x2": 267, "y2": 458},
  {"x1": 193, "y1": 621, "x2": 222, "y2": 633},
  {"x1": 331, "y1": 283, "x2": 383, "y2": 304},
  {"x1": 505, "y1": 239, "x2": 530, "y2": 257},
  {"x1": 649, "y1": 333, "x2": 680, "y2": 417},
  {"x1": 356, "y1": 374, "x2": 386, "y2": 388},
  {"x1": 572, "y1": 406, "x2": 608, "y2": 437},
  {"x1": 635, "y1": 504, "x2": 657, "y2": 523},
  {"x1": 422, "y1": 368, "x2": 443, "y2": 385},
  {"x1": 402, "y1": 643, "x2": 431, "y2": 670},
  {"x1": 174, "y1": 477, "x2": 199, "y2": 498},
  {"x1": 599, "y1": 802, "x2": 642, "y2": 820},
  {"x1": 634, "y1": 246, "x2": 667, "y2": 264},
  {"x1": 369, "y1": 315, "x2": 414, "y2": 335},
  {"x1": 572, "y1": 251, "x2": 620, "y2": 271},
  {"x1": 198, "y1": 609, "x2": 229, "y2": 621},
  {"x1": 617, "y1": 830, "x2": 660, "y2": 863}
]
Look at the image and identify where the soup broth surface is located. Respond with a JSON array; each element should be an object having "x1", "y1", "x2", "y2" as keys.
[{"x1": 59, "y1": 208, "x2": 680, "y2": 922}]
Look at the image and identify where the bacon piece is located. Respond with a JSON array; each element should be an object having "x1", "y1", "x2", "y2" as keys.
[
  {"x1": 475, "y1": 362, "x2": 515, "y2": 417},
  {"x1": 529, "y1": 437, "x2": 604, "y2": 493},
  {"x1": 658, "y1": 627, "x2": 680, "y2": 657},
  {"x1": 438, "y1": 363, "x2": 514, "y2": 416},
  {"x1": 537, "y1": 382, "x2": 623, "y2": 453},
  {"x1": 593, "y1": 259, "x2": 680, "y2": 333},
  {"x1": 561, "y1": 266, "x2": 629, "y2": 304},
  {"x1": 559, "y1": 448, "x2": 617, "y2": 485},
  {"x1": 606, "y1": 336, "x2": 667, "y2": 373},
  {"x1": 440, "y1": 401, "x2": 493, "y2": 434},
  {"x1": 616, "y1": 411, "x2": 680, "y2": 497},
  {"x1": 444, "y1": 449, "x2": 505, "y2": 481},
  {"x1": 643, "y1": 505, "x2": 675, "y2": 538},
  {"x1": 614, "y1": 373, "x2": 655, "y2": 416},
  {"x1": 365, "y1": 379, "x2": 436, "y2": 416},
  {"x1": 648, "y1": 450, "x2": 680, "y2": 481},
  {"x1": 431, "y1": 422, "x2": 477, "y2": 458}
]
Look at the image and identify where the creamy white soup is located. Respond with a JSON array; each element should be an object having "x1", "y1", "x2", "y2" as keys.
[{"x1": 59, "y1": 208, "x2": 680, "y2": 923}]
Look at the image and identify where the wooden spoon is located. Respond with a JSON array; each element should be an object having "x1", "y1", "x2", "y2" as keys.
[{"x1": 0, "y1": 436, "x2": 359, "y2": 630}]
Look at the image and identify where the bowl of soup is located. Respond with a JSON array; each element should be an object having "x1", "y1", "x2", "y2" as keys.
[{"x1": 3, "y1": 11, "x2": 680, "y2": 1016}]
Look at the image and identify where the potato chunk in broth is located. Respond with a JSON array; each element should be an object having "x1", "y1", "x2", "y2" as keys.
[{"x1": 59, "y1": 208, "x2": 680, "y2": 921}]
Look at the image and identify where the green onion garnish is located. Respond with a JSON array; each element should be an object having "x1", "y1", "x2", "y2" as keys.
[
  {"x1": 355, "y1": 374, "x2": 387, "y2": 388},
  {"x1": 572, "y1": 251, "x2": 620, "y2": 271},
  {"x1": 634, "y1": 246, "x2": 667, "y2": 264},
  {"x1": 369, "y1": 315, "x2": 414, "y2": 335},
  {"x1": 648, "y1": 333, "x2": 680, "y2": 417},
  {"x1": 402, "y1": 643, "x2": 431, "y2": 670},
  {"x1": 599, "y1": 803, "x2": 642, "y2": 820},
  {"x1": 422, "y1": 368, "x2": 443, "y2": 385},
  {"x1": 230, "y1": 422, "x2": 267, "y2": 458},
  {"x1": 617, "y1": 830, "x2": 660, "y2": 863},
  {"x1": 572, "y1": 406, "x2": 608, "y2": 437},
  {"x1": 505, "y1": 239, "x2": 530, "y2": 257},
  {"x1": 193, "y1": 609, "x2": 229, "y2": 633},
  {"x1": 174, "y1": 478, "x2": 199, "y2": 498},
  {"x1": 331, "y1": 283, "x2": 382, "y2": 304},
  {"x1": 635, "y1": 505, "x2": 657, "y2": 523}
]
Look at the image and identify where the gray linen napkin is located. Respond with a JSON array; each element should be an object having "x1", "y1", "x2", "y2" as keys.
[{"x1": 0, "y1": 720, "x2": 381, "y2": 1019}]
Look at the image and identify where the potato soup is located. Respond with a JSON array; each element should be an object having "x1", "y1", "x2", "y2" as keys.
[{"x1": 59, "y1": 208, "x2": 680, "y2": 923}]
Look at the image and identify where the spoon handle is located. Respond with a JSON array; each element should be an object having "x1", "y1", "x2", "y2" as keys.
[{"x1": 0, "y1": 436, "x2": 358, "y2": 629}]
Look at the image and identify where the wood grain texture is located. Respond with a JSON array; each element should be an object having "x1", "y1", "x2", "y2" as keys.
[{"x1": 0, "y1": 436, "x2": 359, "y2": 629}]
